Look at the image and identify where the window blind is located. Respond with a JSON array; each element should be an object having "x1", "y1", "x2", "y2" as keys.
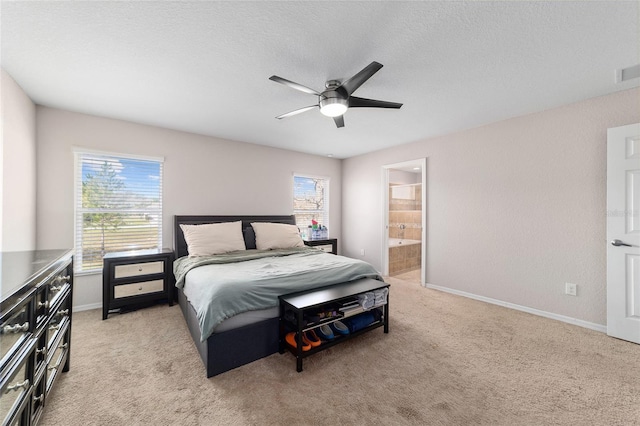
[
  {"x1": 74, "y1": 151, "x2": 163, "y2": 273},
  {"x1": 293, "y1": 174, "x2": 329, "y2": 232}
]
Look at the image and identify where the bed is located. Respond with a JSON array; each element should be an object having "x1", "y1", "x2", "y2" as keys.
[{"x1": 173, "y1": 215, "x2": 383, "y2": 377}]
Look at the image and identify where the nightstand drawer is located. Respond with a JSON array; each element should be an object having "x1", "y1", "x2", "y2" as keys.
[
  {"x1": 114, "y1": 279, "x2": 164, "y2": 298},
  {"x1": 316, "y1": 244, "x2": 334, "y2": 253},
  {"x1": 303, "y1": 238, "x2": 337, "y2": 255},
  {"x1": 114, "y1": 261, "x2": 164, "y2": 279}
]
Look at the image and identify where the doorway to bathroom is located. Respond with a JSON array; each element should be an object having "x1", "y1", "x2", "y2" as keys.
[{"x1": 382, "y1": 159, "x2": 426, "y2": 285}]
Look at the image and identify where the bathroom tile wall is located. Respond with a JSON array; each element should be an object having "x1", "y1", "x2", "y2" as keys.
[
  {"x1": 388, "y1": 184, "x2": 422, "y2": 240},
  {"x1": 388, "y1": 183, "x2": 422, "y2": 274},
  {"x1": 389, "y1": 243, "x2": 421, "y2": 275},
  {"x1": 388, "y1": 211, "x2": 422, "y2": 239}
]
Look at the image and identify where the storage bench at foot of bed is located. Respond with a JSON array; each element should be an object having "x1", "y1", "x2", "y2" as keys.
[{"x1": 278, "y1": 278, "x2": 390, "y2": 372}]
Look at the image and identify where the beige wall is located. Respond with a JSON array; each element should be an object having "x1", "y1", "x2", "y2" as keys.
[
  {"x1": 22, "y1": 85, "x2": 640, "y2": 323},
  {"x1": 0, "y1": 68, "x2": 37, "y2": 251},
  {"x1": 36, "y1": 107, "x2": 342, "y2": 309},
  {"x1": 342, "y1": 87, "x2": 640, "y2": 326}
]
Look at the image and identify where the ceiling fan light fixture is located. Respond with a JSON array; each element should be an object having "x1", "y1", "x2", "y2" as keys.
[
  {"x1": 319, "y1": 97, "x2": 348, "y2": 117},
  {"x1": 270, "y1": 61, "x2": 402, "y2": 127}
]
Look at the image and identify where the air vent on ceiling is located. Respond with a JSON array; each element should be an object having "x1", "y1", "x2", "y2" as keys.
[{"x1": 616, "y1": 64, "x2": 640, "y2": 83}]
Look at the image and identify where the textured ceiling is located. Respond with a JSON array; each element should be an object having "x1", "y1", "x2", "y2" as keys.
[{"x1": 1, "y1": 1, "x2": 638, "y2": 158}]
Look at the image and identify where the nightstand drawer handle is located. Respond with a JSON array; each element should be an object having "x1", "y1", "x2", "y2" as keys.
[
  {"x1": 59, "y1": 343, "x2": 68, "y2": 350},
  {"x1": 50, "y1": 285, "x2": 63, "y2": 293},
  {"x1": 5, "y1": 379, "x2": 29, "y2": 393},
  {"x1": 56, "y1": 309, "x2": 69, "y2": 317},
  {"x1": 49, "y1": 323, "x2": 62, "y2": 331},
  {"x1": 33, "y1": 394, "x2": 44, "y2": 403},
  {"x1": 36, "y1": 347, "x2": 47, "y2": 356},
  {"x1": 38, "y1": 301, "x2": 49, "y2": 309},
  {"x1": 3, "y1": 322, "x2": 29, "y2": 334}
]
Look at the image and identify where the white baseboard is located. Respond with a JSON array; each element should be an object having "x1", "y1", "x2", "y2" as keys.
[
  {"x1": 74, "y1": 302, "x2": 101, "y2": 312},
  {"x1": 425, "y1": 283, "x2": 607, "y2": 333},
  {"x1": 74, "y1": 286, "x2": 606, "y2": 332}
]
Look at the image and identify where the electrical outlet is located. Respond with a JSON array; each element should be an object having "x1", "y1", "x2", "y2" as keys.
[
  {"x1": 565, "y1": 282, "x2": 577, "y2": 296},
  {"x1": 360, "y1": 249, "x2": 365, "y2": 256}
]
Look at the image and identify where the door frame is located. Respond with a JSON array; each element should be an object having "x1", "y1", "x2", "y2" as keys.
[
  {"x1": 382, "y1": 158, "x2": 427, "y2": 285},
  {"x1": 606, "y1": 122, "x2": 640, "y2": 344}
]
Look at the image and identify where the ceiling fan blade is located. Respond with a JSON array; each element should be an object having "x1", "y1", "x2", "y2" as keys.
[
  {"x1": 269, "y1": 75, "x2": 320, "y2": 96},
  {"x1": 349, "y1": 96, "x2": 403, "y2": 109},
  {"x1": 333, "y1": 115, "x2": 345, "y2": 128},
  {"x1": 275, "y1": 105, "x2": 318, "y2": 119},
  {"x1": 340, "y1": 61, "x2": 383, "y2": 95}
]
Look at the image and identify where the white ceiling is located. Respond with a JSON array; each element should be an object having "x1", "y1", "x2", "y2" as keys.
[{"x1": 1, "y1": 1, "x2": 638, "y2": 159}]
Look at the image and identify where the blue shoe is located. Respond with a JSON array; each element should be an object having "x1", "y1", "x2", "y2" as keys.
[
  {"x1": 331, "y1": 320, "x2": 350, "y2": 335},
  {"x1": 316, "y1": 324, "x2": 334, "y2": 340}
]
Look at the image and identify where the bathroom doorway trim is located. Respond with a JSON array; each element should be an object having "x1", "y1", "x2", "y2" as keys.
[{"x1": 382, "y1": 158, "x2": 427, "y2": 286}]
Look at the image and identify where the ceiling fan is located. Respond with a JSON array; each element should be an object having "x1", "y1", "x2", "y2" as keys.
[{"x1": 269, "y1": 61, "x2": 402, "y2": 128}]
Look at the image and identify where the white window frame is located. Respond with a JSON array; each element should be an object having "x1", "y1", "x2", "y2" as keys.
[
  {"x1": 292, "y1": 173, "x2": 330, "y2": 233},
  {"x1": 73, "y1": 148, "x2": 164, "y2": 275}
]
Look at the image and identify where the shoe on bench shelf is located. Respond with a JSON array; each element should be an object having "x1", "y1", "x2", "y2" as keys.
[
  {"x1": 286, "y1": 332, "x2": 311, "y2": 351},
  {"x1": 315, "y1": 324, "x2": 334, "y2": 340},
  {"x1": 330, "y1": 320, "x2": 350, "y2": 336},
  {"x1": 304, "y1": 329, "x2": 322, "y2": 347}
]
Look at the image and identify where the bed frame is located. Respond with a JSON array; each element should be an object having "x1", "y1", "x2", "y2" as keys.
[{"x1": 174, "y1": 215, "x2": 297, "y2": 377}]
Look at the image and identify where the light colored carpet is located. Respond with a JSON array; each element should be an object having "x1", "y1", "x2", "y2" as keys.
[
  {"x1": 393, "y1": 269, "x2": 421, "y2": 282},
  {"x1": 40, "y1": 278, "x2": 640, "y2": 425}
]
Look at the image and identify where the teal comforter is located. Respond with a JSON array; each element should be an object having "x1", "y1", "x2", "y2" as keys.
[{"x1": 174, "y1": 247, "x2": 382, "y2": 341}]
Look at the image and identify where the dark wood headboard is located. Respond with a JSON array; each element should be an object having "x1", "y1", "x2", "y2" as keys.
[{"x1": 174, "y1": 215, "x2": 297, "y2": 258}]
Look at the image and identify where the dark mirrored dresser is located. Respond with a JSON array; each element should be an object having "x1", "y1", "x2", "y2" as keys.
[{"x1": 0, "y1": 249, "x2": 73, "y2": 425}]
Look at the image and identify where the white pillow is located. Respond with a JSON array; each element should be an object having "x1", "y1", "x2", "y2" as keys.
[
  {"x1": 251, "y1": 222, "x2": 304, "y2": 250},
  {"x1": 180, "y1": 221, "x2": 246, "y2": 256}
]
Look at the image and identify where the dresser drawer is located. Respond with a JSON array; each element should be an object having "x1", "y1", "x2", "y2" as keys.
[
  {"x1": 114, "y1": 261, "x2": 164, "y2": 279},
  {"x1": 0, "y1": 348, "x2": 32, "y2": 425},
  {"x1": 0, "y1": 302, "x2": 31, "y2": 369},
  {"x1": 114, "y1": 279, "x2": 164, "y2": 299},
  {"x1": 47, "y1": 301, "x2": 70, "y2": 352},
  {"x1": 31, "y1": 374, "x2": 46, "y2": 425},
  {"x1": 6, "y1": 396, "x2": 29, "y2": 426},
  {"x1": 45, "y1": 326, "x2": 69, "y2": 394},
  {"x1": 47, "y1": 278, "x2": 70, "y2": 311},
  {"x1": 33, "y1": 330, "x2": 48, "y2": 378},
  {"x1": 35, "y1": 286, "x2": 49, "y2": 327}
]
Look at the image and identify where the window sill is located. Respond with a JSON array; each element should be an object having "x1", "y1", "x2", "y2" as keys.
[{"x1": 74, "y1": 269, "x2": 102, "y2": 277}]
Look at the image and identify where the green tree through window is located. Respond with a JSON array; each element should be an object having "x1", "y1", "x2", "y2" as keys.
[
  {"x1": 82, "y1": 161, "x2": 126, "y2": 258},
  {"x1": 75, "y1": 152, "x2": 163, "y2": 273}
]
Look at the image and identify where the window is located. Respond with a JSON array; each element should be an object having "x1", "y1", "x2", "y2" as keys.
[
  {"x1": 74, "y1": 150, "x2": 163, "y2": 273},
  {"x1": 293, "y1": 174, "x2": 329, "y2": 231}
]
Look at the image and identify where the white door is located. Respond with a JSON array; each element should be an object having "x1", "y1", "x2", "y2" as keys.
[{"x1": 607, "y1": 123, "x2": 640, "y2": 344}]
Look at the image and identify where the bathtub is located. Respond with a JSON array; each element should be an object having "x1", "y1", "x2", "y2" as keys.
[{"x1": 388, "y1": 238, "x2": 421, "y2": 247}]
